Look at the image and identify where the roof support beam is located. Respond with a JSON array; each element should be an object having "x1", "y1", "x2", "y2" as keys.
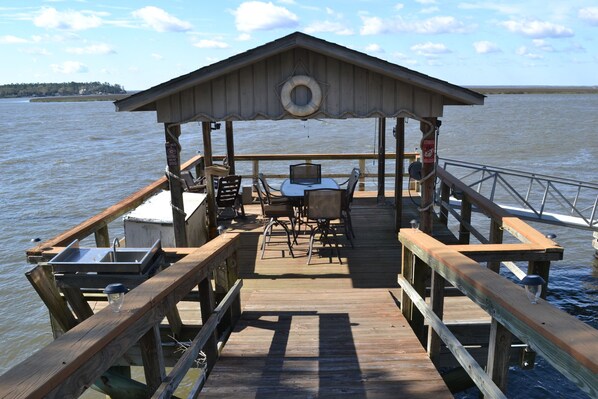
[
  {"x1": 377, "y1": 117, "x2": 386, "y2": 203},
  {"x1": 164, "y1": 123, "x2": 188, "y2": 247},
  {"x1": 394, "y1": 117, "x2": 405, "y2": 234}
]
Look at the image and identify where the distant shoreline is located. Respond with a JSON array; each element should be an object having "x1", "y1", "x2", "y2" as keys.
[
  {"x1": 23, "y1": 86, "x2": 598, "y2": 103},
  {"x1": 29, "y1": 93, "x2": 132, "y2": 103},
  {"x1": 467, "y1": 86, "x2": 598, "y2": 94}
]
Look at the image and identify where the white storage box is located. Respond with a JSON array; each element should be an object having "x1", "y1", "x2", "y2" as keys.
[{"x1": 124, "y1": 190, "x2": 207, "y2": 248}]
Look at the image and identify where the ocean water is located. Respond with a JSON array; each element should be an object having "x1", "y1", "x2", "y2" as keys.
[{"x1": 0, "y1": 94, "x2": 596, "y2": 397}]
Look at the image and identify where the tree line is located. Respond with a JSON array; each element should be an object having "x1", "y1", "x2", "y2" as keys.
[{"x1": 0, "y1": 82, "x2": 126, "y2": 98}]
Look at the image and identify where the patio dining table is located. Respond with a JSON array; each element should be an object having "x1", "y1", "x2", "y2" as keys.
[{"x1": 280, "y1": 177, "x2": 339, "y2": 198}]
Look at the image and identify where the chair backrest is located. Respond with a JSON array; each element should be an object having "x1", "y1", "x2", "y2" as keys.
[
  {"x1": 305, "y1": 189, "x2": 343, "y2": 220},
  {"x1": 290, "y1": 163, "x2": 321, "y2": 185},
  {"x1": 345, "y1": 167, "x2": 361, "y2": 208},
  {"x1": 254, "y1": 183, "x2": 267, "y2": 215},
  {"x1": 257, "y1": 173, "x2": 273, "y2": 201},
  {"x1": 180, "y1": 170, "x2": 195, "y2": 191},
  {"x1": 216, "y1": 175, "x2": 242, "y2": 207}
]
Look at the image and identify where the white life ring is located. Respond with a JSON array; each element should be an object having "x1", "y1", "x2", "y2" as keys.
[{"x1": 280, "y1": 75, "x2": 322, "y2": 117}]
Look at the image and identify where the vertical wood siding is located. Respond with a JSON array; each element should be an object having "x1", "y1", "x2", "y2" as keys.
[{"x1": 156, "y1": 48, "x2": 444, "y2": 123}]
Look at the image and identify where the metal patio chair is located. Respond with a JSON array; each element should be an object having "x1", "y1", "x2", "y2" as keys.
[
  {"x1": 304, "y1": 188, "x2": 344, "y2": 265},
  {"x1": 215, "y1": 175, "x2": 245, "y2": 220},
  {"x1": 255, "y1": 183, "x2": 296, "y2": 259},
  {"x1": 290, "y1": 163, "x2": 321, "y2": 185},
  {"x1": 341, "y1": 167, "x2": 360, "y2": 244}
]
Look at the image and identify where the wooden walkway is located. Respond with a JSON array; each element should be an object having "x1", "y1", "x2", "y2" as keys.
[{"x1": 201, "y1": 194, "x2": 455, "y2": 397}]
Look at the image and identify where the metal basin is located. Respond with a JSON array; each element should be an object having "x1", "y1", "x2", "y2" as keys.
[{"x1": 50, "y1": 239, "x2": 162, "y2": 274}]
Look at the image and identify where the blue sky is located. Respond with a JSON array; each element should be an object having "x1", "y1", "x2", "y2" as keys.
[{"x1": 1, "y1": 1, "x2": 597, "y2": 90}]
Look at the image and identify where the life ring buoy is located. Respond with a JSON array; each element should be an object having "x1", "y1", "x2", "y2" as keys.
[{"x1": 280, "y1": 75, "x2": 322, "y2": 117}]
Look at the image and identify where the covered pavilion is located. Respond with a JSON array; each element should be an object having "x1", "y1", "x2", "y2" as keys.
[{"x1": 115, "y1": 31, "x2": 484, "y2": 244}]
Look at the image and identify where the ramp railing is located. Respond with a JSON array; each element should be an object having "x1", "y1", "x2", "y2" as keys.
[{"x1": 438, "y1": 158, "x2": 598, "y2": 231}]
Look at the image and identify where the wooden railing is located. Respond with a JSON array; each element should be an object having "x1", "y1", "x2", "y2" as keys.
[
  {"x1": 25, "y1": 155, "x2": 206, "y2": 262},
  {"x1": 214, "y1": 152, "x2": 419, "y2": 191},
  {"x1": 396, "y1": 167, "x2": 598, "y2": 397},
  {"x1": 3, "y1": 234, "x2": 242, "y2": 398},
  {"x1": 398, "y1": 229, "x2": 598, "y2": 398},
  {"x1": 26, "y1": 152, "x2": 419, "y2": 262}
]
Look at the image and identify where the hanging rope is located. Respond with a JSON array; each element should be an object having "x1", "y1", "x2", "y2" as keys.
[
  {"x1": 165, "y1": 123, "x2": 182, "y2": 152},
  {"x1": 163, "y1": 167, "x2": 187, "y2": 217},
  {"x1": 417, "y1": 118, "x2": 440, "y2": 212}
]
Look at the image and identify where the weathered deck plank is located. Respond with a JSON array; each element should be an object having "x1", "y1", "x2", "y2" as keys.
[
  {"x1": 201, "y1": 195, "x2": 456, "y2": 397},
  {"x1": 202, "y1": 289, "x2": 453, "y2": 398}
]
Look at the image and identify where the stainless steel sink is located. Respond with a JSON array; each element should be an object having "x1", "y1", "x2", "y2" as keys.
[{"x1": 50, "y1": 239, "x2": 162, "y2": 274}]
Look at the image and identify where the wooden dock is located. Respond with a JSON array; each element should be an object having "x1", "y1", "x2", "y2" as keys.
[{"x1": 201, "y1": 194, "x2": 455, "y2": 397}]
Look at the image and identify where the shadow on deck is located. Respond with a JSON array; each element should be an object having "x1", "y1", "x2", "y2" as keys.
[{"x1": 201, "y1": 194, "x2": 456, "y2": 397}]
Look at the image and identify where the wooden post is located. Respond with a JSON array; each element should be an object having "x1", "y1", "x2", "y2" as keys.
[
  {"x1": 459, "y1": 197, "x2": 472, "y2": 244},
  {"x1": 25, "y1": 264, "x2": 78, "y2": 333},
  {"x1": 225, "y1": 121, "x2": 235, "y2": 175},
  {"x1": 395, "y1": 117, "x2": 405, "y2": 233},
  {"x1": 400, "y1": 246, "x2": 414, "y2": 322},
  {"x1": 377, "y1": 117, "x2": 386, "y2": 203},
  {"x1": 94, "y1": 225, "x2": 110, "y2": 248},
  {"x1": 527, "y1": 260, "x2": 550, "y2": 298},
  {"x1": 164, "y1": 123, "x2": 188, "y2": 247},
  {"x1": 427, "y1": 269, "x2": 445, "y2": 363},
  {"x1": 213, "y1": 253, "x2": 240, "y2": 336},
  {"x1": 139, "y1": 324, "x2": 166, "y2": 394},
  {"x1": 358, "y1": 159, "x2": 366, "y2": 191},
  {"x1": 439, "y1": 181, "x2": 450, "y2": 226},
  {"x1": 488, "y1": 220, "x2": 504, "y2": 272},
  {"x1": 202, "y1": 122, "x2": 213, "y2": 168},
  {"x1": 420, "y1": 118, "x2": 436, "y2": 234},
  {"x1": 59, "y1": 285, "x2": 94, "y2": 321},
  {"x1": 202, "y1": 122, "x2": 218, "y2": 240},
  {"x1": 412, "y1": 256, "x2": 427, "y2": 344},
  {"x1": 486, "y1": 318, "x2": 512, "y2": 394},
  {"x1": 199, "y1": 276, "x2": 218, "y2": 374}
]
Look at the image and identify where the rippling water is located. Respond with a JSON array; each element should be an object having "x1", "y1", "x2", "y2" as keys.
[{"x1": 0, "y1": 95, "x2": 596, "y2": 397}]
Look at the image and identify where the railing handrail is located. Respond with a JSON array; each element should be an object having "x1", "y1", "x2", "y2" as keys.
[
  {"x1": 3, "y1": 233, "x2": 242, "y2": 399},
  {"x1": 436, "y1": 167, "x2": 562, "y2": 248},
  {"x1": 398, "y1": 229, "x2": 598, "y2": 397},
  {"x1": 440, "y1": 157, "x2": 598, "y2": 189}
]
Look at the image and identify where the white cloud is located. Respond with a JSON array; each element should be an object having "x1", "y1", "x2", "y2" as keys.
[
  {"x1": 501, "y1": 19, "x2": 573, "y2": 38},
  {"x1": 516, "y1": 46, "x2": 543, "y2": 59},
  {"x1": 532, "y1": 39, "x2": 555, "y2": 52},
  {"x1": 458, "y1": 2, "x2": 521, "y2": 15},
  {"x1": 365, "y1": 43, "x2": 384, "y2": 53},
  {"x1": 410, "y1": 42, "x2": 451, "y2": 57},
  {"x1": 193, "y1": 39, "x2": 230, "y2": 49},
  {"x1": 421, "y1": 7, "x2": 440, "y2": 14},
  {"x1": 50, "y1": 60, "x2": 88, "y2": 74},
  {"x1": 233, "y1": 1, "x2": 298, "y2": 32},
  {"x1": 579, "y1": 7, "x2": 598, "y2": 26},
  {"x1": 21, "y1": 47, "x2": 52, "y2": 56},
  {"x1": 360, "y1": 15, "x2": 471, "y2": 35},
  {"x1": 304, "y1": 21, "x2": 353, "y2": 35},
  {"x1": 132, "y1": 6, "x2": 192, "y2": 32},
  {"x1": 473, "y1": 40, "x2": 501, "y2": 54},
  {"x1": 151, "y1": 53, "x2": 164, "y2": 60},
  {"x1": 0, "y1": 35, "x2": 29, "y2": 44},
  {"x1": 416, "y1": 0, "x2": 437, "y2": 4},
  {"x1": 237, "y1": 33, "x2": 251, "y2": 41},
  {"x1": 66, "y1": 43, "x2": 115, "y2": 55},
  {"x1": 277, "y1": 0, "x2": 296, "y2": 4},
  {"x1": 33, "y1": 7, "x2": 103, "y2": 31},
  {"x1": 392, "y1": 52, "x2": 418, "y2": 65},
  {"x1": 395, "y1": 3, "x2": 404, "y2": 11}
]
